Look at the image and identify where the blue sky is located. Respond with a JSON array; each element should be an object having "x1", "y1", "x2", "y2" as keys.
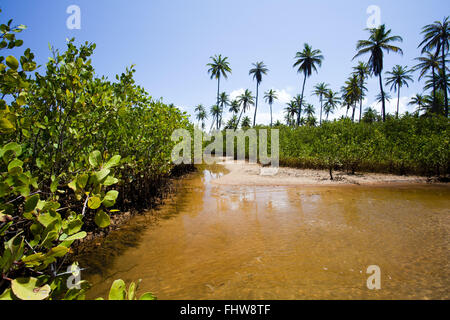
[{"x1": 1, "y1": 0, "x2": 449, "y2": 125}]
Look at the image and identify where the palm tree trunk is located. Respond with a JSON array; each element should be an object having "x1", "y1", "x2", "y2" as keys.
[
  {"x1": 359, "y1": 97, "x2": 363, "y2": 122},
  {"x1": 378, "y1": 73, "x2": 386, "y2": 122},
  {"x1": 359, "y1": 82, "x2": 363, "y2": 122},
  {"x1": 442, "y1": 44, "x2": 448, "y2": 117},
  {"x1": 216, "y1": 76, "x2": 220, "y2": 130},
  {"x1": 319, "y1": 96, "x2": 323, "y2": 125},
  {"x1": 235, "y1": 108, "x2": 244, "y2": 131},
  {"x1": 253, "y1": 83, "x2": 259, "y2": 127},
  {"x1": 352, "y1": 104, "x2": 356, "y2": 122},
  {"x1": 297, "y1": 76, "x2": 307, "y2": 126},
  {"x1": 270, "y1": 102, "x2": 273, "y2": 127},
  {"x1": 396, "y1": 87, "x2": 400, "y2": 119},
  {"x1": 209, "y1": 115, "x2": 216, "y2": 133},
  {"x1": 432, "y1": 66, "x2": 437, "y2": 114}
]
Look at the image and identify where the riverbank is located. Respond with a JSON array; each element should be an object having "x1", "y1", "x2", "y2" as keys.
[{"x1": 213, "y1": 157, "x2": 446, "y2": 186}]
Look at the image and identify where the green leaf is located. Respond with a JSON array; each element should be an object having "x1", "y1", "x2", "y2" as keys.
[
  {"x1": 108, "y1": 279, "x2": 126, "y2": 300},
  {"x1": 127, "y1": 282, "x2": 136, "y2": 300},
  {"x1": 11, "y1": 277, "x2": 51, "y2": 300},
  {"x1": 62, "y1": 231, "x2": 86, "y2": 241},
  {"x1": 24, "y1": 194, "x2": 39, "y2": 213},
  {"x1": 102, "y1": 190, "x2": 119, "y2": 207},
  {"x1": 5, "y1": 55, "x2": 19, "y2": 70},
  {"x1": 0, "y1": 289, "x2": 14, "y2": 300},
  {"x1": 139, "y1": 292, "x2": 157, "y2": 300},
  {"x1": 103, "y1": 176, "x2": 119, "y2": 187},
  {"x1": 88, "y1": 196, "x2": 101, "y2": 209},
  {"x1": 0, "y1": 142, "x2": 22, "y2": 157},
  {"x1": 89, "y1": 150, "x2": 102, "y2": 168},
  {"x1": 94, "y1": 210, "x2": 110, "y2": 228},
  {"x1": 92, "y1": 168, "x2": 111, "y2": 184},
  {"x1": 0, "y1": 118, "x2": 15, "y2": 133},
  {"x1": 104, "y1": 155, "x2": 121, "y2": 169},
  {"x1": 7, "y1": 159, "x2": 23, "y2": 172}
]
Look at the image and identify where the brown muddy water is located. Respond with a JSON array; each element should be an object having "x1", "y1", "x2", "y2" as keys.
[{"x1": 84, "y1": 165, "x2": 450, "y2": 300}]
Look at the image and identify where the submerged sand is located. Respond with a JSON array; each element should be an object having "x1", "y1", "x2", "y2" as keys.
[{"x1": 212, "y1": 158, "x2": 437, "y2": 186}]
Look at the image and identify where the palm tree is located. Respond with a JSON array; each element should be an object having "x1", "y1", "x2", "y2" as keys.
[
  {"x1": 229, "y1": 99, "x2": 240, "y2": 115},
  {"x1": 375, "y1": 92, "x2": 392, "y2": 106},
  {"x1": 284, "y1": 101, "x2": 298, "y2": 127},
  {"x1": 236, "y1": 89, "x2": 254, "y2": 130},
  {"x1": 218, "y1": 92, "x2": 229, "y2": 129},
  {"x1": 342, "y1": 74, "x2": 361, "y2": 122},
  {"x1": 419, "y1": 17, "x2": 449, "y2": 115},
  {"x1": 293, "y1": 94, "x2": 304, "y2": 122},
  {"x1": 241, "y1": 116, "x2": 251, "y2": 129},
  {"x1": 425, "y1": 68, "x2": 450, "y2": 115},
  {"x1": 362, "y1": 107, "x2": 381, "y2": 123},
  {"x1": 194, "y1": 104, "x2": 206, "y2": 126},
  {"x1": 249, "y1": 62, "x2": 269, "y2": 127},
  {"x1": 385, "y1": 65, "x2": 414, "y2": 118},
  {"x1": 209, "y1": 105, "x2": 221, "y2": 132},
  {"x1": 408, "y1": 94, "x2": 426, "y2": 115},
  {"x1": 304, "y1": 104, "x2": 315, "y2": 118},
  {"x1": 293, "y1": 43, "x2": 324, "y2": 126},
  {"x1": 225, "y1": 115, "x2": 239, "y2": 129},
  {"x1": 264, "y1": 89, "x2": 278, "y2": 127},
  {"x1": 414, "y1": 51, "x2": 440, "y2": 113},
  {"x1": 198, "y1": 110, "x2": 207, "y2": 130},
  {"x1": 207, "y1": 54, "x2": 232, "y2": 119},
  {"x1": 323, "y1": 89, "x2": 340, "y2": 120},
  {"x1": 353, "y1": 61, "x2": 370, "y2": 121},
  {"x1": 354, "y1": 24, "x2": 403, "y2": 121},
  {"x1": 312, "y1": 82, "x2": 329, "y2": 125}
]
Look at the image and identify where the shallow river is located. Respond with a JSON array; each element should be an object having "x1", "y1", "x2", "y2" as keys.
[{"x1": 85, "y1": 166, "x2": 450, "y2": 299}]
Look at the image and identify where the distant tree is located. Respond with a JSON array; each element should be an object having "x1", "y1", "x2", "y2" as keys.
[
  {"x1": 312, "y1": 82, "x2": 329, "y2": 125},
  {"x1": 323, "y1": 89, "x2": 340, "y2": 120},
  {"x1": 209, "y1": 105, "x2": 221, "y2": 132},
  {"x1": 264, "y1": 89, "x2": 278, "y2": 127},
  {"x1": 249, "y1": 62, "x2": 269, "y2": 126},
  {"x1": 236, "y1": 89, "x2": 254, "y2": 130},
  {"x1": 218, "y1": 92, "x2": 229, "y2": 129},
  {"x1": 293, "y1": 43, "x2": 324, "y2": 126},
  {"x1": 408, "y1": 94, "x2": 426, "y2": 115},
  {"x1": 354, "y1": 24, "x2": 403, "y2": 121},
  {"x1": 419, "y1": 17, "x2": 449, "y2": 115},
  {"x1": 413, "y1": 51, "x2": 441, "y2": 113},
  {"x1": 284, "y1": 101, "x2": 298, "y2": 127},
  {"x1": 385, "y1": 65, "x2": 414, "y2": 118},
  {"x1": 241, "y1": 116, "x2": 251, "y2": 129},
  {"x1": 362, "y1": 107, "x2": 381, "y2": 123},
  {"x1": 352, "y1": 61, "x2": 370, "y2": 121},
  {"x1": 207, "y1": 54, "x2": 232, "y2": 120}
]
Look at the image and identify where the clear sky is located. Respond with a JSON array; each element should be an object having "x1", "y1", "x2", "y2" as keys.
[{"x1": 1, "y1": 0, "x2": 449, "y2": 126}]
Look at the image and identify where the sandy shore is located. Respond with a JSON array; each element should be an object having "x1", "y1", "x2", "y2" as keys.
[{"x1": 212, "y1": 158, "x2": 438, "y2": 186}]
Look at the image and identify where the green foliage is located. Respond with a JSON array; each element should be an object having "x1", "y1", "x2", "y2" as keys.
[
  {"x1": 98, "y1": 279, "x2": 156, "y2": 300},
  {"x1": 0, "y1": 12, "x2": 180, "y2": 300},
  {"x1": 278, "y1": 116, "x2": 449, "y2": 177}
]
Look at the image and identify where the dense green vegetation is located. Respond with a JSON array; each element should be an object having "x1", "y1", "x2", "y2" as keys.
[
  {"x1": 277, "y1": 116, "x2": 449, "y2": 179},
  {"x1": 0, "y1": 11, "x2": 189, "y2": 299}
]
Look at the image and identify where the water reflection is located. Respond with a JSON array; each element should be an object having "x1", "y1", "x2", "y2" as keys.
[{"x1": 84, "y1": 168, "x2": 450, "y2": 300}]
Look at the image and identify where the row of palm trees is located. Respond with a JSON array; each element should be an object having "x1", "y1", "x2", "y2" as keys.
[{"x1": 195, "y1": 17, "x2": 449, "y2": 130}]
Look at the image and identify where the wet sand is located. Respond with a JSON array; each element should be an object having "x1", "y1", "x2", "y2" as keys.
[{"x1": 213, "y1": 158, "x2": 436, "y2": 186}]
